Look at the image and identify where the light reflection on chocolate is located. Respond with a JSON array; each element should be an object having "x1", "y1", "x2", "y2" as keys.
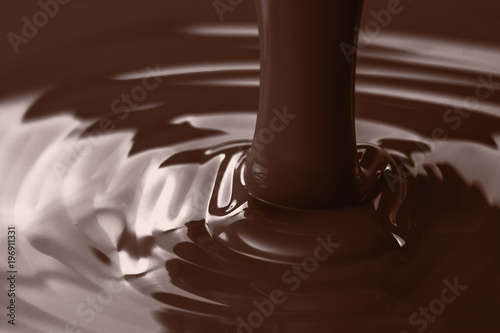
[{"x1": 1, "y1": 1, "x2": 500, "y2": 333}]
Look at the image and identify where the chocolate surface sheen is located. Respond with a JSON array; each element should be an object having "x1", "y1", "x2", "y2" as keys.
[{"x1": 245, "y1": 0, "x2": 371, "y2": 209}]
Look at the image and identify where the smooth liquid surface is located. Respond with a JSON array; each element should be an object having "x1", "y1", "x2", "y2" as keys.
[
  {"x1": 245, "y1": 0, "x2": 365, "y2": 209},
  {"x1": 1, "y1": 1, "x2": 500, "y2": 332}
]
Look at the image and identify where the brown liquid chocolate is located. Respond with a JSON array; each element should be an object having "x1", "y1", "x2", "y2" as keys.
[
  {"x1": 3, "y1": 1, "x2": 500, "y2": 333},
  {"x1": 245, "y1": 0, "x2": 365, "y2": 209}
]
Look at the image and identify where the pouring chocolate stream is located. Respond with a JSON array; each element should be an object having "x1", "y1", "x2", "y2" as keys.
[{"x1": 245, "y1": 0, "x2": 391, "y2": 209}]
